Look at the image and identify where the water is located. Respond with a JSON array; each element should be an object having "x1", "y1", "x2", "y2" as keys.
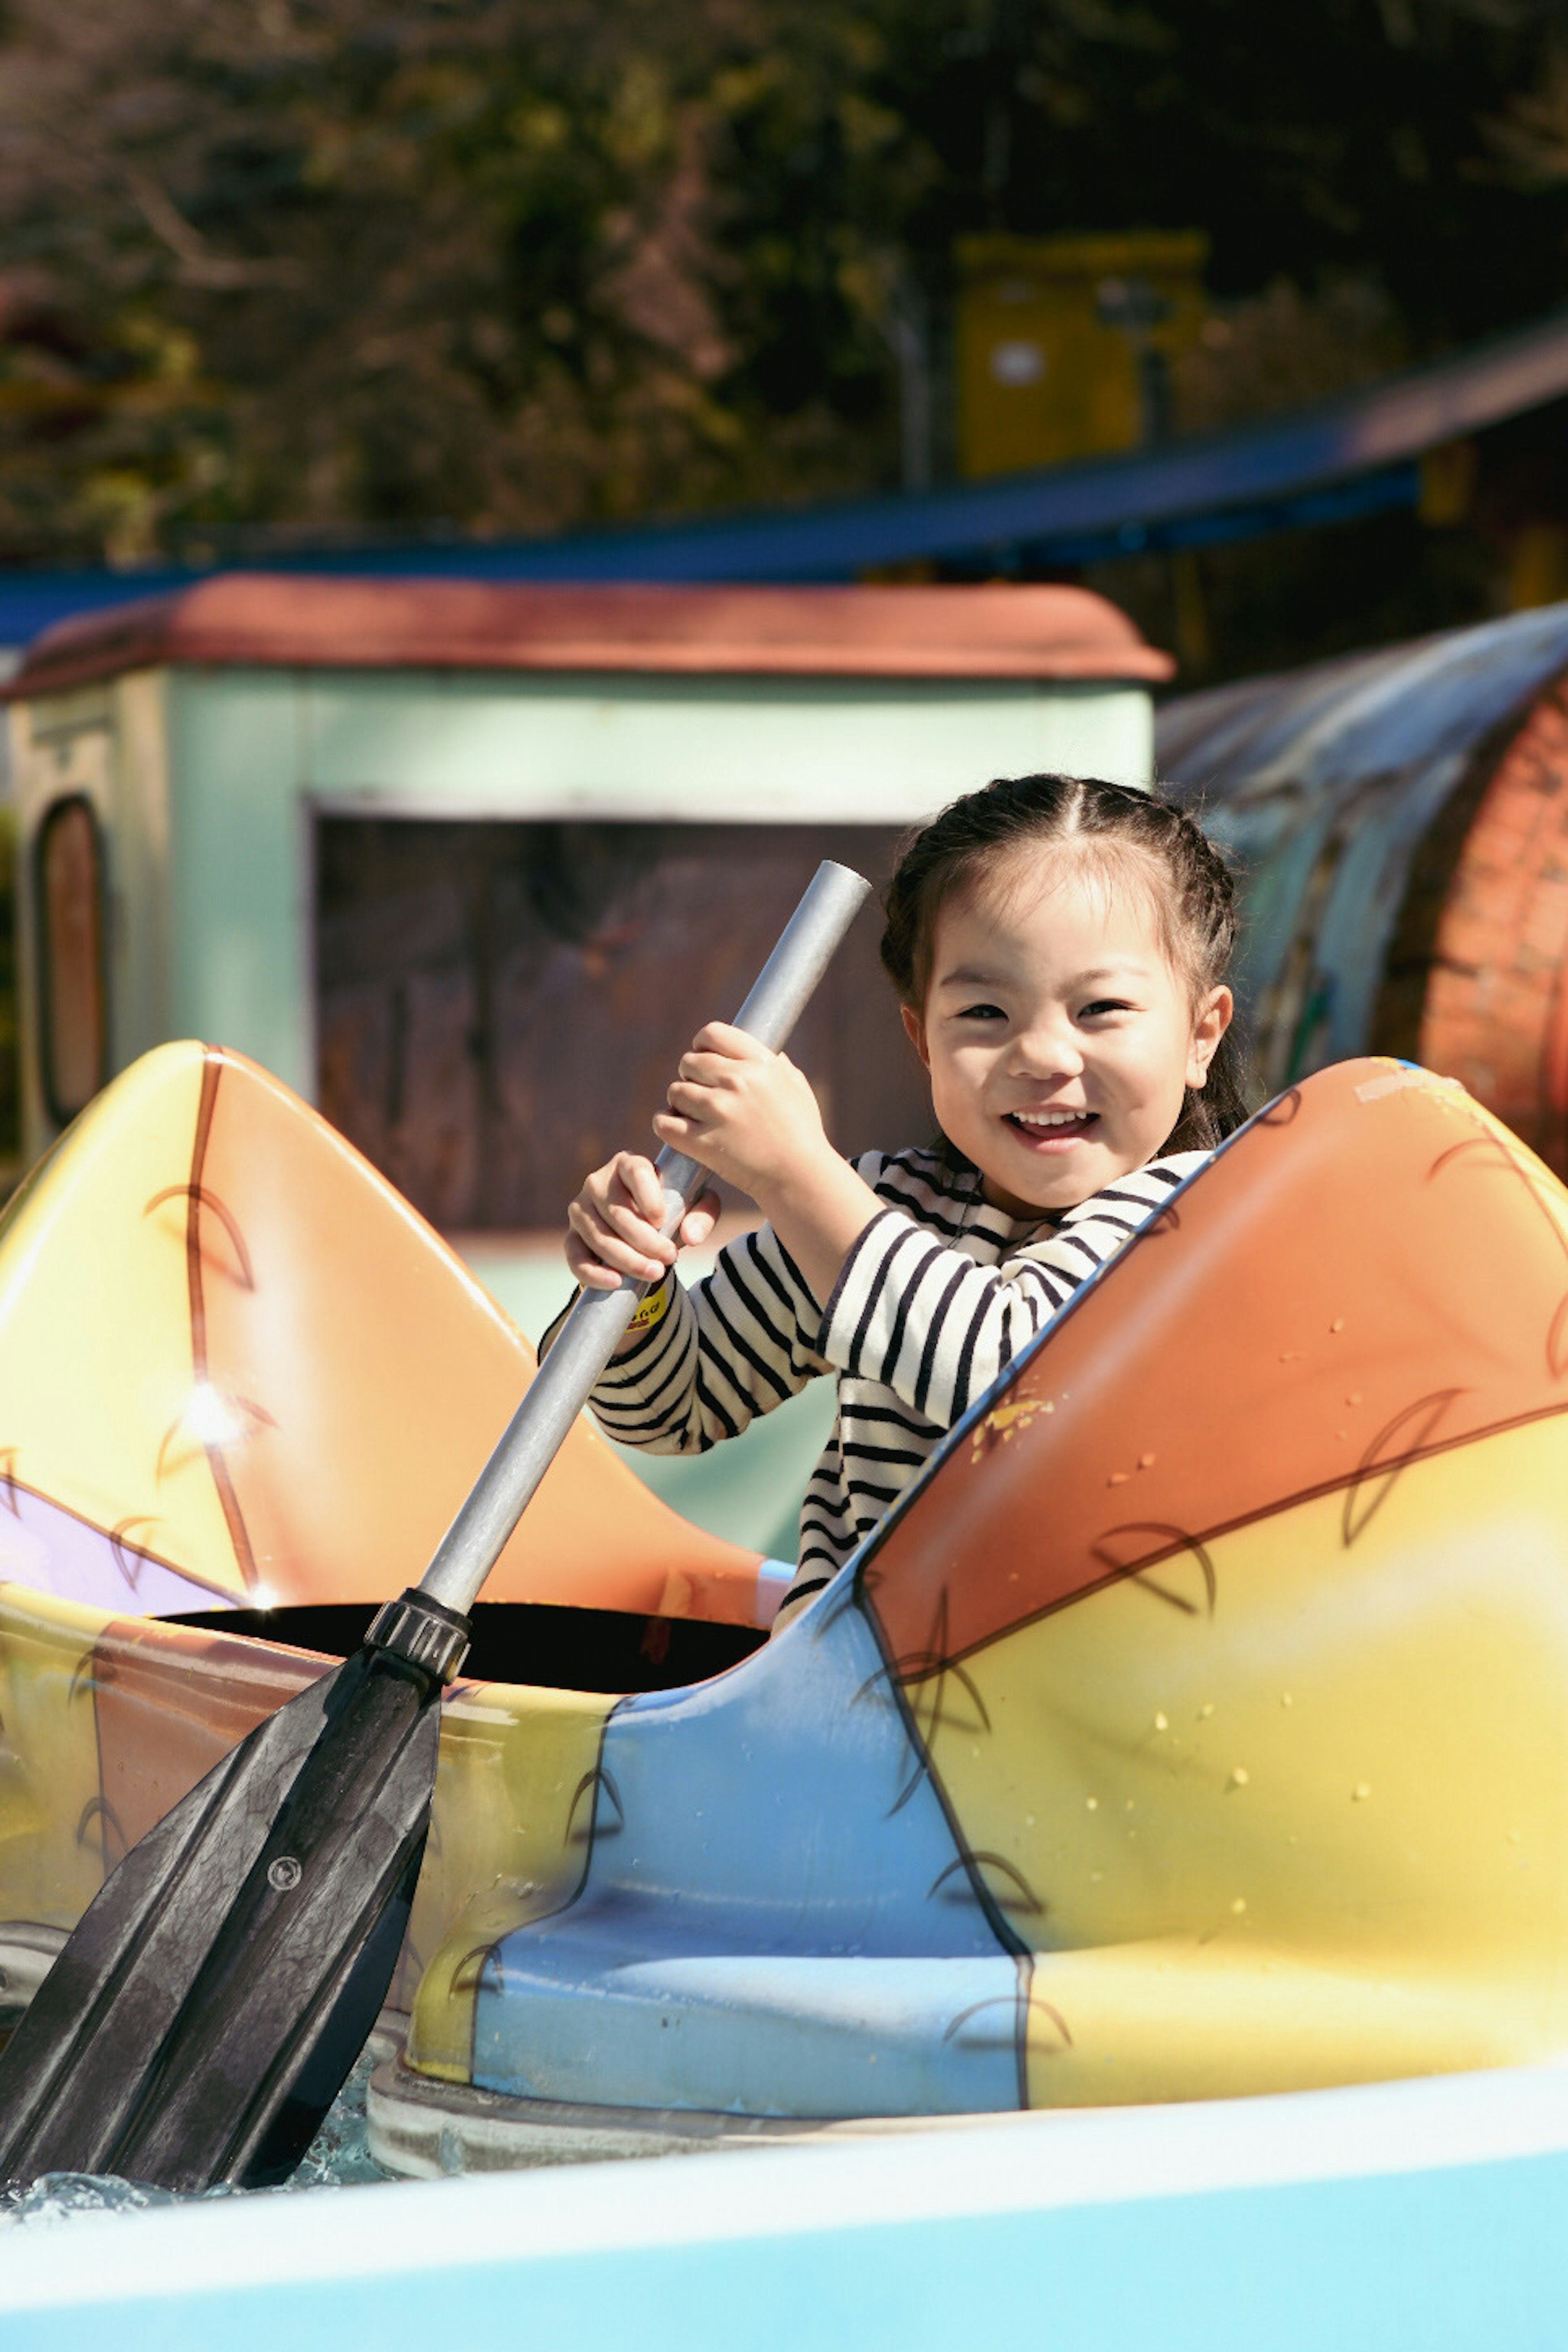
[{"x1": 0, "y1": 2046, "x2": 394, "y2": 2232}]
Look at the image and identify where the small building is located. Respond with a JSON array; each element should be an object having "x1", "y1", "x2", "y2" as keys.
[{"x1": 5, "y1": 575, "x2": 1169, "y2": 1214}]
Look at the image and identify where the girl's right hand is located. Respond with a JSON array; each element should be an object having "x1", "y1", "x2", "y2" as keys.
[{"x1": 565, "y1": 1151, "x2": 719, "y2": 1292}]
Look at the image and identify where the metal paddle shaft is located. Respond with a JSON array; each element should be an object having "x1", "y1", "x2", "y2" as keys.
[
  {"x1": 0, "y1": 859, "x2": 870, "y2": 2191},
  {"x1": 417, "y1": 856, "x2": 872, "y2": 1618}
]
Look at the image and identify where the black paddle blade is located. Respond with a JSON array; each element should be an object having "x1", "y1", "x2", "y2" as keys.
[{"x1": 0, "y1": 1640, "x2": 444, "y2": 2191}]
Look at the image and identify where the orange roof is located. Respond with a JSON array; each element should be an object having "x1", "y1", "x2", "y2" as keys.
[{"x1": 7, "y1": 573, "x2": 1172, "y2": 697}]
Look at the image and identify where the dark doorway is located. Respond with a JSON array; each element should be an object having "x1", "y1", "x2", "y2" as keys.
[{"x1": 316, "y1": 817, "x2": 931, "y2": 1230}]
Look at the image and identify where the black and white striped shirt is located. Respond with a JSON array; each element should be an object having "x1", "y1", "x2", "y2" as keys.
[{"x1": 586, "y1": 1145, "x2": 1209, "y2": 1627}]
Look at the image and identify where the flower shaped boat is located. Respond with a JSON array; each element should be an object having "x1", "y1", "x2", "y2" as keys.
[{"x1": 0, "y1": 1042, "x2": 1566, "y2": 2176}]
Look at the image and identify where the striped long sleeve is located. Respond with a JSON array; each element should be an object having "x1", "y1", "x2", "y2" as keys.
[
  {"x1": 585, "y1": 1222, "x2": 829, "y2": 1456},
  {"x1": 816, "y1": 1158, "x2": 1205, "y2": 1431},
  {"x1": 579, "y1": 1143, "x2": 1209, "y2": 1627}
]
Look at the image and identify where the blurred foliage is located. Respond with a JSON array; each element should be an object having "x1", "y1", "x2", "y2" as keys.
[{"x1": 2, "y1": 0, "x2": 1568, "y2": 565}]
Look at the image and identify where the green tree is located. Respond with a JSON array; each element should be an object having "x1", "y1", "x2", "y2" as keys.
[{"x1": 0, "y1": 0, "x2": 1566, "y2": 565}]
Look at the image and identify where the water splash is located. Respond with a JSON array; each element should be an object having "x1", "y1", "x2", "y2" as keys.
[
  {"x1": 0, "y1": 2046, "x2": 392, "y2": 2230},
  {"x1": 285, "y1": 2044, "x2": 391, "y2": 2192}
]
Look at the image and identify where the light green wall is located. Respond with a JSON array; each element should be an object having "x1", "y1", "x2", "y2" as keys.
[
  {"x1": 163, "y1": 664, "x2": 1154, "y2": 1103},
  {"x1": 166, "y1": 673, "x2": 312, "y2": 1095},
  {"x1": 297, "y1": 669, "x2": 1152, "y2": 820}
]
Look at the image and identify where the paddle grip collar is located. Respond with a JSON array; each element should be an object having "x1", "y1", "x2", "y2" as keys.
[{"x1": 365, "y1": 1587, "x2": 472, "y2": 1685}]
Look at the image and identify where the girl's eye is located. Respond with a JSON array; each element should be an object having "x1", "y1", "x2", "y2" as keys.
[
  {"x1": 957, "y1": 1001, "x2": 1006, "y2": 1022},
  {"x1": 1080, "y1": 998, "x2": 1134, "y2": 1020}
]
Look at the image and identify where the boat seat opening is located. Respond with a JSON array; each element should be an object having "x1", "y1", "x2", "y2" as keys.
[{"x1": 166, "y1": 1602, "x2": 767, "y2": 1696}]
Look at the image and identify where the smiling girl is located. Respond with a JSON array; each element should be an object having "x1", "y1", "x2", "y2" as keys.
[{"x1": 562, "y1": 774, "x2": 1248, "y2": 1630}]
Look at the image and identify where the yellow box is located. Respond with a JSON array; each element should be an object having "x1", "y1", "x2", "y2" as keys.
[{"x1": 955, "y1": 231, "x2": 1209, "y2": 479}]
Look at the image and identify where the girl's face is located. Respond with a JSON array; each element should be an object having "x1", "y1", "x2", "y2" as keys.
[{"x1": 903, "y1": 849, "x2": 1232, "y2": 1218}]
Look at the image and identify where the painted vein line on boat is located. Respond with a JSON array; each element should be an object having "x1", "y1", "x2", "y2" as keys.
[{"x1": 184, "y1": 1049, "x2": 262, "y2": 1596}]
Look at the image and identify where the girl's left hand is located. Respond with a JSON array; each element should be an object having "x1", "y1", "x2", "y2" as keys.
[{"x1": 653, "y1": 1022, "x2": 832, "y2": 1199}]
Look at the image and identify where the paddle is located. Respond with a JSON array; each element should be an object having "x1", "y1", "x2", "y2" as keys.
[{"x1": 0, "y1": 858, "x2": 871, "y2": 2190}]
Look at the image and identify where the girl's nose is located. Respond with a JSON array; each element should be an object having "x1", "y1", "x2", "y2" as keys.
[{"x1": 1009, "y1": 1020, "x2": 1083, "y2": 1079}]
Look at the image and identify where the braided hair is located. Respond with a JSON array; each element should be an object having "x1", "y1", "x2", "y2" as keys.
[{"x1": 880, "y1": 774, "x2": 1250, "y2": 1155}]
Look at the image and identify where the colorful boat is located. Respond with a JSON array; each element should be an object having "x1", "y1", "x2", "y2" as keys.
[
  {"x1": 2, "y1": 1040, "x2": 1568, "y2": 2175},
  {"x1": 0, "y1": 1040, "x2": 776, "y2": 2047}
]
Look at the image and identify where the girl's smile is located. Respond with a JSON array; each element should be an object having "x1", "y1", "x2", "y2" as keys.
[{"x1": 902, "y1": 849, "x2": 1232, "y2": 1219}]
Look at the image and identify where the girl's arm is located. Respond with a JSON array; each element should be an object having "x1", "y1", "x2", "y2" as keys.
[
  {"x1": 565, "y1": 1148, "x2": 721, "y2": 1301},
  {"x1": 652, "y1": 1022, "x2": 1205, "y2": 1430},
  {"x1": 611, "y1": 1225, "x2": 830, "y2": 1453},
  {"x1": 562, "y1": 1024, "x2": 883, "y2": 1371},
  {"x1": 554, "y1": 1219, "x2": 830, "y2": 1456},
  {"x1": 652, "y1": 1022, "x2": 885, "y2": 1302},
  {"x1": 557, "y1": 1128, "x2": 832, "y2": 1454},
  {"x1": 812, "y1": 1165, "x2": 1198, "y2": 1427}
]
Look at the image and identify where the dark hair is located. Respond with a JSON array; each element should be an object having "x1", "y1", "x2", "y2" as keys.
[{"x1": 880, "y1": 773, "x2": 1251, "y2": 1154}]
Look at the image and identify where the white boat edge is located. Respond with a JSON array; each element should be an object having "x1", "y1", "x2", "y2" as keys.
[{"x1": 3, "y1": 2056, "x2": 1568, "y2": 2316}]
